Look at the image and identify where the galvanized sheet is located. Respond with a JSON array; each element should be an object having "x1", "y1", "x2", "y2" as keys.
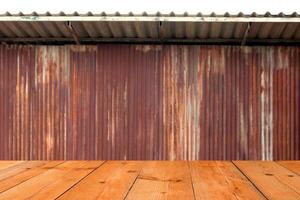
[
  {"x1": 0, "y1": 44, "x2": 299, "y2": 160},
  {"x1": 0, "y1": 12, "x2": 299, "y2": 43}
]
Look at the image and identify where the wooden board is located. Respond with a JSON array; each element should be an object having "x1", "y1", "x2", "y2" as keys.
[
  {"x1": 0, "y1": 161, "x2": 103, "y2": 200},
  {"x1": 277, "y1": 161, "x2": 300, "y2": 175},
  {"x1": 58, "y1": 161, "x2": 142, "y2": 200},
  {"x1": 190, "y1": 161, "x2": 265, "y2": 200},
  {"x1": 0, "y1": 161, "x2": 49, "y2": 180},
  {"x1": 234, "y1": 161, "x2": 300, "y2": 200},
  {"x1": 125, "y1": 161, "x2": 194, "y2": 200},
  {"x1": 0, "y1": 161, "x2": 23, "y2": 170},
  {"x1": 0, "y1": 161, "x2": 299, "y2": 199},
  {"x1": 0, "y1": 161, "x2": 63, "y2": 193}
]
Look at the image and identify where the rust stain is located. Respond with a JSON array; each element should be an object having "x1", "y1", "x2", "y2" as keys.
[
  {"x1": 135, "y1": 45, "x2": 162, "y2": 53},
  {"x1": 70, "y1": 45, "x2": 97, "y2": 52},
  {"x1": 0, "y1": 45, "x2": 299, "y2": 160}
]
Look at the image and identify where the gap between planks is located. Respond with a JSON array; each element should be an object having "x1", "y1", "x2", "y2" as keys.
[
  {"x1": 188, "y1": 162, "x2": 197, "y2": 200},
  {"x1": 231, "y1": 161, "x2": 269, "y2": 200},
  {"x1": 121, "y1": 164, "x2": 143, "y2": 200},
  {"x1": 233, "y1": 161, "x2": 300, "y2": 200},
  {"x1": 0, "y1": 161, "x2": 268, "y2": 200},
  {"x1": 0, "y1": 161, "x2": 66, "y2": 194},
  {"x1": 0, "y1": 161, "x2": 300, "y2": 200},
  {"x1": 54, "y1": 161, "x2": 107, "y2": 199}
]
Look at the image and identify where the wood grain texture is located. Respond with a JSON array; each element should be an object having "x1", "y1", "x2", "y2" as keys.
[
  {"x1": 0, "y1": 161, "x2": 23, "y2": 170},
  {"x1": 0, "y1": 161, "x2": 300, "y2": 199},
  {"x1": 277, "y1": 161, "x2": 300, "y2": 176},
  {"x1": 0, "y1": 161, "x2": 63, "y2": 193},
  {"x1": 0, "y1": 161, "x2": 48, "y2": 180},
  {"x1": 126, "y1": 161, "x2": 194, "y2": 200},
  {"x1": 190, "y1": 161, "x2": 265, "y2": 200},
  {"x1": 234, "y1": 161, "x2": 300, "y2": 200},
  {"x1": 0, "y1": 161, "x2": 103, "y2": 200},
  {"x1": 59, "y1": 161, "x2": 142, "y2": 200}
]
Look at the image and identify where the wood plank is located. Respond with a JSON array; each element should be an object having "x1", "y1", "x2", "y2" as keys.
[
  {"x1": 0, "y1": 161, "x2": 299, "y2": 199},
  {"x1": 0, "y1": 161, "x2": 103, "y2": 200},
  {"x1": 0, "y1": 161, "x2": 49, "y2": 180},
  {"x1": 58, "y1": 161, "x2": 143, "y2": 200},
  {"x1": 190, "y1": 161, "x2": 265, "y2": 200},
  {"x1": 0, "y1": 161, "x2": 63, "y2": 193},
  {"x1": 234, "y1": 161, "x2": 300, "y2": 200},
  {"x1": 0, "y1": 161, "x2": 23, "y2": 170},
  {"x1": 125, "y1": 161, "x2": 194, "y2": 200},
  {"x1": 277, "y1": 161, "x2": 300, "y2": 175}
]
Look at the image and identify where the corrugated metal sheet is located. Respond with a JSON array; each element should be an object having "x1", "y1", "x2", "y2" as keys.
[
  {"x1": 0, "y1": 44, "x2": 299, "y2": 160},
  {"x1": 0, "y1": 12, "x2": 299, "y2": 44}
]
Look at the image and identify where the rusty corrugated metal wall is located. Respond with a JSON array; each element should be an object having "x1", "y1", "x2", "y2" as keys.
[{"x1": 0, "y1": 45, "x2": 299, "y2": 160}]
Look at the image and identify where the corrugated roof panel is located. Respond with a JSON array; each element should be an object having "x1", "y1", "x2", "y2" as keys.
[
  {"x1": 257, "y1": 22, "x2": 274, "y2": 39},
  {"x1": 293, "y1": 24, "x2": 300, "y2": 39},
  {"x1": 0, "y1": 30, "x2": 4, "y2": 37},
  {"x1": 281, "y1": 23, "x2": 298, "y2": 39},
  {"x1": 247, "y1": 22, "x2": 262, "y2": 39},
  {"x1": 0, "y1": 12, "x2": 298, "y2": 44},
  {"x1": 41, "y1": 21, "x2": 63, "y2": 37},
  {"x1": 160, "y1": 22, "x2": 173, "y2": 38},
  {"x1": 233, "y1": 22, "x2": 248, "y2": 38},
  {"x1": 185, "y1": 22, "x2": 196, "y2": 39},
  {"x1": 54, "y1": 22, "x2": 72, "y2": 37},
  {"x1": 5, "y1": 22, "x2": 28, "y2": 37},
  {"x1": 197, "y1": 22, "x2": 209, "y2": 39},
  {"x1": 0, "y1": 22, "x2": 17, "y2": 37},
  {"x1": 146, "y1": 22, "x2": 158, "y2": 38},
  {"x1": 2, "y1": 11, "x2": 299, "y2": 17},
  {"x1": 81, "y1": 21, "x2": 99, "y2": 38},
  {"x1": 174, "y1": 22, "x2": 185, "y2": 38},
  {"x1": 30, "y1": 22, "x2": 51, "y2": 37},
  {"x1": 209, "y1": 22, "x2": 222, "y2": 38},
  {"x1": 269, "y1": 23, "x2": 287, "y2": 39},
  {"x1": 93, "y1": 22, "x2": 112, "y2": 37},
  {"x1": 16, "y1": 21, "x2": 39, "y2": 37},
  {"x1": 133, "y1": 21, "x2": 147, "y2": 38},
  {"x1": 144, "y1": 21, "x2": 153, "y2": 38},
  {"x1": 107, "y1": 21, "x2": 124, "y2": 38},
  {"x1": 120, "y1": 22, "x2": 135, "y2": 38},
  {"x1": 72, "y1": 22, "x2": 89, "y2": 37},
  {"x1": 221, "y1": 22, "x2": 235, "y2": 39}
]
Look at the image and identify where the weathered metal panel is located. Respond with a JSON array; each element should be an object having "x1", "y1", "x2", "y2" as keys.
[
  {"x1": 0, "y1": 12, "x2": 300, "y2": 44},
  {"x1": 0, "y1": 44, "x2": 299, "y2": 160}
]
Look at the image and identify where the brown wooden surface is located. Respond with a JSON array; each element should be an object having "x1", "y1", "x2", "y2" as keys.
[
  {"x1": 277, "y1": 161, "x2": 300, "y2": 175},
  {"x1": 59, "y1": 161, "x2": 142, "y2": 200},
  {"x1": 0, "y1": 161, "x2": 103, "y2": 200},
  {"x1": 0, "y1": 161, "x2": 300, "y2": 199},
  {"x1": 234, "y1": 161, "x2": 300, "y2": 200},
  {"x1": 190, "y1": 161, "x2": 265, "y2": 200},
  {"x1": 0, "y1": 161, "x2": 24, "y2": 170},
  {"x1": 126, "y1": 161, "x2": 194, "y2": 200}
]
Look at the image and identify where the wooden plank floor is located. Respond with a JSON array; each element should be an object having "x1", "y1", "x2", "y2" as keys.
[{"x1": 0, "y1": 161, "x2": 299, "y2": 200}]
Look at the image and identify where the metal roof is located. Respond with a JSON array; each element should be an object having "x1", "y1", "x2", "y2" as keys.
[{"x1": 0, "y1": 12, "x2": 299, "y2": 44}]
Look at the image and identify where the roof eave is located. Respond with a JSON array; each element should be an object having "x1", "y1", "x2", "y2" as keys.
[{"x1": 0, "y1": 16, "x2": 299, "y2": 23}]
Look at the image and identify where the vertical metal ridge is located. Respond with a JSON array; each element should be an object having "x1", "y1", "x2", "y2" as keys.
[{"x1": 0, "y1": 45, "x2": 299, "y2": 160}]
